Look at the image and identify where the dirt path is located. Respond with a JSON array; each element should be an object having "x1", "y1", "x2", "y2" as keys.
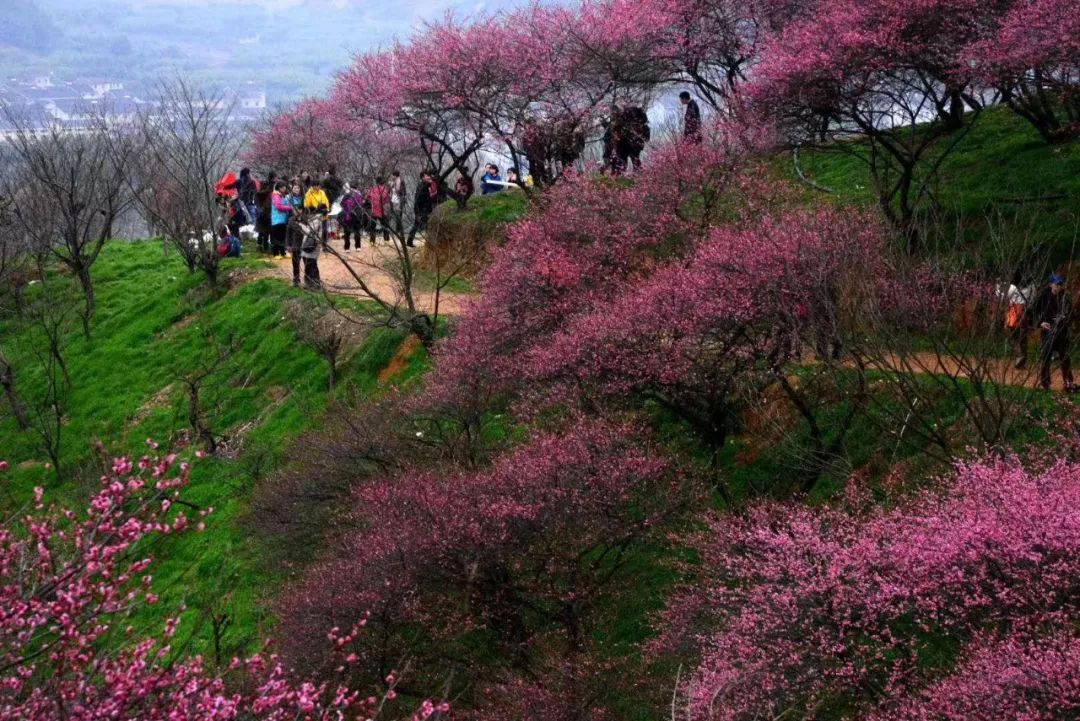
[
  {"x1": 261, "y1": 234, "x2": 470, "y2": 315},
  {"x1": 857, "y1": 351, "x2": 1070, "y2": 391},
  {"x1": 256, "y1": 242, "x2": 1071, "y2": 391}
]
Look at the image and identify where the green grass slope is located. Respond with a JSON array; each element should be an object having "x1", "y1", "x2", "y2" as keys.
[
  {"x1": 0, "y1": 241, "x2": 429, "y2": 661},
  {"x1": 784, "y1": 107, "x2": 1080, "y2": 265}
]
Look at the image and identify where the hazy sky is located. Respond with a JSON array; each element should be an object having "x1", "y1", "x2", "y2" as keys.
[
  {"x1": 2, "y1": 0, "x2": 535, "y2": 99},
  {"x1": 139, "y1": 0, "x2": 520, "y2": 35}
]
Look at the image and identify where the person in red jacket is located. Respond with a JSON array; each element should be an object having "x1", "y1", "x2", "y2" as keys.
[{"x1": 367, "y1": 176, "x2": 391, "y2": 245}]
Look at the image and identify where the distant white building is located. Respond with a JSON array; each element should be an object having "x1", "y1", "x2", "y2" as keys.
[
  {"x1": 89, "y1": 80, "x2": 124, "y2": 98},
  {"x1": 240, "y1": 91, "x2": 267, "y2": 110}
]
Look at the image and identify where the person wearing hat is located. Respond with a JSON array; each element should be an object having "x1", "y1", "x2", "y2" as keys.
[{"x1": 1028, "y1": 273, "x2": 1075, "y2": 391}]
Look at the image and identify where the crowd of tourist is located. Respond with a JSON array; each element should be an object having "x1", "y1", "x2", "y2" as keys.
[
  {"x1": 210, "y1": 90, "x2": 708, "y2": 289},
  {"x1": 214, "y1": 167, "x2": 448, "y2": 290}
]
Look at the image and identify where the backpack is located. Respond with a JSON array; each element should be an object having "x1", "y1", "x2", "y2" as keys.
[{"x1": 340, "y1": 193, "x2": 360, "y2": 224}]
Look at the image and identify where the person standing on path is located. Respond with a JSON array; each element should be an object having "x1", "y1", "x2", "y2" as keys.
[
  {"x1": 300, "y1": 221, "x2": 322, "y2": 290},
  {"x1": 298, "y1": 185, "x2": 327, "y2": 291},
  {"x1": 339, "y1": 183, "x2": 365, "y2": 252},
  {"x1": 269, "y1": 181, "x2": 294, "y2": 259},
  {"x1": 388, "y1": 170, "x2": 406, "y2": 239},
  {"x1": 287, "y1": 182, "x2": 305, "y2": 286},
  {"x1": 255, "y1": 171, "x2": 276, "y2": 253},
  {"x1": 407, "y1": 170, "x2": 439, "y2": 248},
  {"x1": 1028, "y1": 273, "x2": 1075, "y2": 391},
  {"x1": 680, "y1": 91, "x2": 702, "y2": 143},
  {"x1": 367, "y1": 176, "x2": 391, "y2": 245},
  {"x1": 304, "y1": 180, "x2": 331, "y2": 245}
]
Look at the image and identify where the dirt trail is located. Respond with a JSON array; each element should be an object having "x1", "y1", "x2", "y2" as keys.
[
  {"x1": 856, "y1": 351, "x2": 1070, "y2": 391},
  {"x1": 261, "y1": 234, "x2": 470, "y2": 315},
  {"x1": 255, "y1": 239, "x2": 1071, "y2": 391}
]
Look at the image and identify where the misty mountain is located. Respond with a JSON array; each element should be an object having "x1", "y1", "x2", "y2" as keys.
[
  {"x1": 0, "y1": 0, "x2": 523, "y2": 104},
  {"x1": 0, "y1": 0, "x2": 60, "y2": 54}
]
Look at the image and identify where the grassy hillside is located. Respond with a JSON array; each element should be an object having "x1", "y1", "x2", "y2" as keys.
[
  {"x1": 428, "y1": 190, "x2": 529, "y2": 245},
  {"x1": 0, "y1": 241, "x2": 429, "y2": 661},
  {"x1": 0, "y1": 110, "x2": 1072, "y2": 707},
  {"x1": 783, "y1": 107, "x2": 1080, "y2": 266}
]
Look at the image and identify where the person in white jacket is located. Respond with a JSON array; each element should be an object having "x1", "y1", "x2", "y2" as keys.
[{"x1": 999, "y1": 279, "x2": 1034, "y2": 368}]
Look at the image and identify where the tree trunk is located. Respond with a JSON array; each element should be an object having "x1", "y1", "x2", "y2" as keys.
[
  {"x1": 945, "y1": 88, "x2": 965, "y2": 131},
  {"x1": 75, "y1": 265, "x2": 94, "y2": 340},
  {"x1": 0, "y1": 361, "x2": 29, "y2": 429},
  {"x1": 201, "y1": 255, "x2": 221, "y2": 287},
  {"x1": 884, "y1": 164, "x2": 919, "y2": 254},
  {"x1": 187, "y1": 384, "x2": 217, "y2": 454},
  {"x1": 325, "y1": 355, "x2": 337, "y2": 392}
]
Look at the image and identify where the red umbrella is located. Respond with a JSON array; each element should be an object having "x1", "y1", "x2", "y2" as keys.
[{"x1": 214, "y1": 171, "x2": 238, "y2": 198}]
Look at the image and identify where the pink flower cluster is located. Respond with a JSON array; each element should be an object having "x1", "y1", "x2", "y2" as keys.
[
  {"x1": 0, "y1": 454, "x2": 437, "y2": 721},
  {"x1": 749, "y1": 0, "x2": 1078, "y2": 142},
  {"x1": 426, "y1": 138, "x2": 772, "y2": 415},
  {"x1": 657, "y1": 456, "x2": 1080, "y2": 720},
  {"x1": 278, "y1": 416, "x2": 682, "y2": 708},
  {"x1": 247, "y1": 98, "x2": 417, "y2": 177}
]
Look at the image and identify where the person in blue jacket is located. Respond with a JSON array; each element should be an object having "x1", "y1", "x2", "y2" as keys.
[
  {"x1": 480, "y1": 164, "x2": 502, "y2": 195},
  {"x1": 269, "y1": 181, "x2": 294, "y2": 259}
]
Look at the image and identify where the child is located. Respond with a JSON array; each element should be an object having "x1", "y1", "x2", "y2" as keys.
[{"x1": 216, "y1": 227, "x2": 241, "y2": 258}]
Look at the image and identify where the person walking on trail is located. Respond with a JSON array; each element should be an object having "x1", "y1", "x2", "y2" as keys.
[
  {"x1": 367, "y1": 176, "x2": 391, "y2": 245},
  {"x1": 1002, "y1": 276, "x2": 1034, "y2": 368},
  {"x1": 481, "y1": 164, "x2": 502, "y2": 195},
  {"x1": 407, "y1": 170, "x2": 439, "y2": 248},
  {"x1": 339, "y1": 183, "x2": 365, "y2": 252},
  {"x1": 680, "y1": 91, "x2": 702, "y2": 143},
  {"x1": 1028, "y1": 273, "x2": 1075, "y2": 391},
  {"x1": 269, "y1": 181, "x2": 293, "y2": 259},
  {"x1": 388, "y1": 170, "x2": 406, "y2": 238}
]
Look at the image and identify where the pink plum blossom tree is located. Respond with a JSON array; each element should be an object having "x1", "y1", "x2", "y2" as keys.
[
  {"x1": 0, "y1": 450, "x2": 441, "y2": 721},
  {"x1": 657, "y1": 456, "x2": 1080, "y2": 720},
  {"x1": 279, "y1": 418, "x2": 686, "y2": 717},
  {"x1": 747, "y1": 0, "x2": 998, "y2": 248},
  {"x1": 966, "y1": 0, "x2": 1080, "y2": 142}
]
